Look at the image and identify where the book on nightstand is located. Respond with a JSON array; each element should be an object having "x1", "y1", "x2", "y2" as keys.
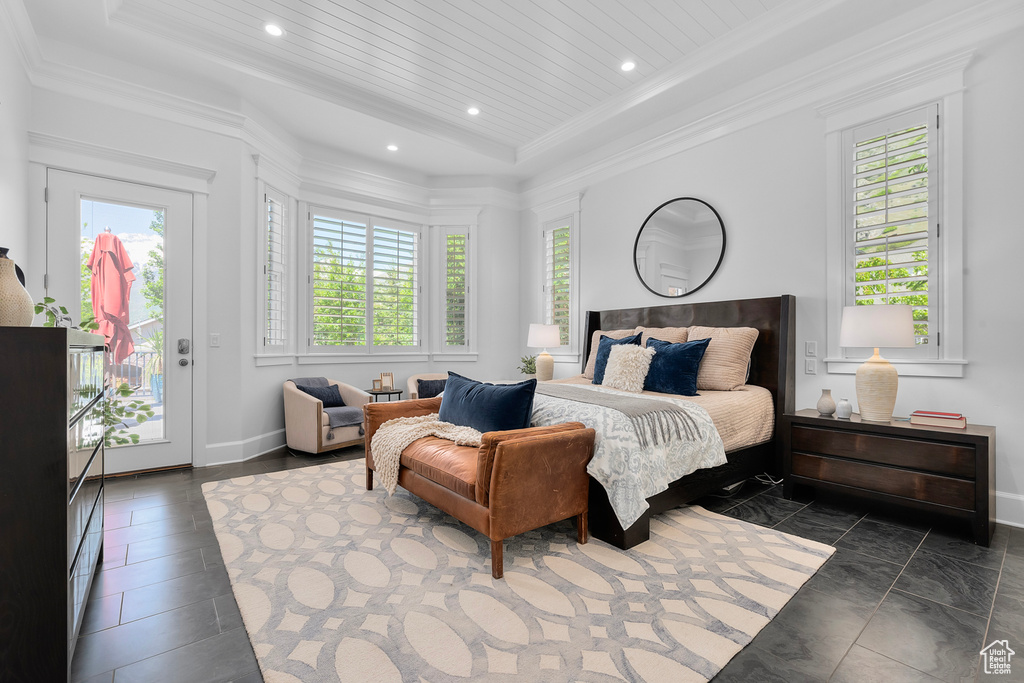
[{"x1": 910, "y1": 410, "x2": 967, "y2": 428}]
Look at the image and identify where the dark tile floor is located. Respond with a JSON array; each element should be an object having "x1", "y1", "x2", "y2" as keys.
[{"x1": 71, "y1": 450, "x2": 1023, "y2": 682}]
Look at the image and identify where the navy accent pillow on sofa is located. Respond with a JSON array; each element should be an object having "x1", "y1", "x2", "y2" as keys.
[
  {"x1": 417, "y1": 378, "x2": 447, "y2": 399},
  {"x1": 296, "y1": 383, "x2": 346, "y2": 407},
  {"x1": 438, "y1": 372, "x2": 537, "y2": 433},
  {"x1": 592, "y1": 332, "x2": 643, "y2": 385},
  {"x1": 643, "y1": 337, "x2": 711, "y2": 396}
]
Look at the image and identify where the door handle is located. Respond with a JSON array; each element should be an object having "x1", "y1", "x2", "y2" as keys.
[{"x1": 178, "y1": 338, "x2": 190, "y2": 354}]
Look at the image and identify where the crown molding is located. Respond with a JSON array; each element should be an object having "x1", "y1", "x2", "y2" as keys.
[
  {"x1": 521, "y1": 0, "x2": 1024, "y2": 208},
  {"x1": 515, "y1": 0, "x2": 846, "y2": 164},
  {"x1": 429, "y1": 186, "x2": 520, "y2": 213},
  {"x1": 0, "y1": 0, "x2": 43, "y2": 73},
  {"x1": 109, "y1": 1, "x2": 516, "y2": 164}
]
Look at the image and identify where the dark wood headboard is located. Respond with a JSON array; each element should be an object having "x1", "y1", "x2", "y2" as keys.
[{"x1": 582, "y1": 295, "x2": 796, "y2": 425}]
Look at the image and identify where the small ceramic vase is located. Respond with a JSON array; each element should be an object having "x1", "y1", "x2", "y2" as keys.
[
  {"x1": 836, "y1": 397, "x2": 853, "y2": 419},
  {"x1": 0, "y1": 248, "x2": 34, "y2": 326},
  {"x1": 817, "y1": 389, "x2": 837, "y2": 417}
]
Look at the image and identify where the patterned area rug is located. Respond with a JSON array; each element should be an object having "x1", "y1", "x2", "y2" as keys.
[{"x1": 202, "y1": 459, "x2": 833, "y2": 682}]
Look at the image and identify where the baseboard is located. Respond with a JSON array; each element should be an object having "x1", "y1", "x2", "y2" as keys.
[
  {"x1": 996, "y1": 491, "x2": 1024, "y2": 529},
  {"x1": 203, "y1": 429, "x2": 286, "y2": 467}
]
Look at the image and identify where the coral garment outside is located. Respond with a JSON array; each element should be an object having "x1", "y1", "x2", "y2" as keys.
[{"x1": 88, "y1": 232, "x2": 136, "y2": 363}]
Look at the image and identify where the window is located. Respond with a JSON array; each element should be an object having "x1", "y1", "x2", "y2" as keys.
[
  {"x1": 309, "y1": 208, "x2": 420, "y2": 351},
  {"x1": 442, "y1": 228, "x2": 469, "y2": 348},
  {"x1": 260, "y1": 186, "x2": 288, "y2": 352},
  {"x1": 845, "y1": 106, "x2": 937, "y2": 356},
  {"x1": 544, "y1": 220, "x2": 572, "y2": 347}
]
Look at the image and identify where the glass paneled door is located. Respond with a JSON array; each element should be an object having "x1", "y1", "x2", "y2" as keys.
[{"x1": 46, "y1": 170, "x2": 193, "y2": 474}]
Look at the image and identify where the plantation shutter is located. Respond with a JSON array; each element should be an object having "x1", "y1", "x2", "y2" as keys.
[
  {"x1": 263, "y1": 189, "x2": 286, "y2": 348},
  {"x1": 372, "y1": 222, "x2": 418, "y2": 347},
  {"x1": 848, "y1": 105, "x2": 937, "y2": 349},
  {"x1": 311, "y1": 213, "x2": 367, "y2": 346},
  {"x1": 444, "y1": 231, "x2": 468, "y2": 347},
  {"x1": 545, "y1": 222, "x2": 571, "y2": 346}
]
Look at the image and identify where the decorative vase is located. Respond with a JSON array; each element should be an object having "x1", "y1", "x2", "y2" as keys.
[
  {"x1": 0, "y1": 248, "x2": 34, "y2": 327},
  {"x1": 816, "y1": 389, "x2": 836, "y2": 417},
  {"x1": 836, "y1": 397, "x2": 853, "y2": 419}
]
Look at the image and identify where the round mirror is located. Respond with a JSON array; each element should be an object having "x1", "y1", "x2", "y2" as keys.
[{"x1": 633, "y1": 197, "x2": 725, "y2": 298}]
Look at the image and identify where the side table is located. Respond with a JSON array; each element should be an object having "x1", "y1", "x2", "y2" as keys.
[
  {"x1": 366, "y1": 389, "x2": 404, "y2": 402},
  {"x1": 782, "y1": 409, "x2": 996, "y2": 545}
]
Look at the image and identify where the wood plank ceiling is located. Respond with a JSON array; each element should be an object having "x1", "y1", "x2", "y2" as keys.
[{"x1": 114, "y1": 0, "x2": 785, "y2": 149}]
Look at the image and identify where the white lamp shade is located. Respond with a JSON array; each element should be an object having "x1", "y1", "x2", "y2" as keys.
[
  {"x1": 839, "y1": 305, "x2": 915, "y2": 349},
  {"x1": 527, "y1": 323, "x2": 561, "y2": 349}
]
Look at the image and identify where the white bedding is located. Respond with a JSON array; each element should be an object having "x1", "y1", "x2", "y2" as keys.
[{"x1": 531, "y1": 383, "x2": 727, "y2": 529}]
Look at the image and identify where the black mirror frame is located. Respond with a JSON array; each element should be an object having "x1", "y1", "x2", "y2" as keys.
[{"x1": 632, "y1": 196, "x2": 726, "y2": 299}]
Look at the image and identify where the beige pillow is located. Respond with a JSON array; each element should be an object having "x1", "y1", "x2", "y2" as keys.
[
  {"x1": 688, "y1": 326, "x2": 759, "y2": 391},
  {"x1": 583, "y1": 328, "x2": 640, "y2": 379},
  {"x1": 602, "y1": 345, "x2": 656, "y2": 394},
  {"x1": 638, "y1": 326, "x2": 688, "y2": 347}
]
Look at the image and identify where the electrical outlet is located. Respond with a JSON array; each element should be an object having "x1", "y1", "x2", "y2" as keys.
[
  {"x1": 805, "y1": 341, "x2": 817, "y2": 357},
  {"x1": 210, "y1": 333, "x2": 221, "y2": 348},
  {"x1": 805, "y1": 359, "x2": 817, "y2": 375}
]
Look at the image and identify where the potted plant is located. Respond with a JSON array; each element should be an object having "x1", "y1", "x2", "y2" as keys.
[
  {"x1": 518, "y1": 354, "x2": 537, "y2": 379},
  {"x1": 145, "y1": 329, "x2": 164, "y2": 403}
]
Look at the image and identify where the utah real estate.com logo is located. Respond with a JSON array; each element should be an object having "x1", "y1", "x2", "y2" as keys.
[{"x1": 980, "y1": 639, "x2": 1015, "y2": 676}]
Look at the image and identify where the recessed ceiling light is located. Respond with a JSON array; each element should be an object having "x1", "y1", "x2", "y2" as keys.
[
  {"x1": 265, "y1": 23, "x2": 284, "y2": 37},
  {"x1": 386, "y1": 144, "x2": 398, "y2": 152},
  {"x1": 467, "y1": 106, "x2": 480, "y2": 116},
  {"x1": 621, "y1": 61, "x2": 636, "y2": 72}
]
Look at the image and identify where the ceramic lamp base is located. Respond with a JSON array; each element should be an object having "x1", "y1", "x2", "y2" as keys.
[
  {"x1": 536, "y1": 351, "x2": 554, "y2": 381},
  {"x1": 855, "y1": 349, "x2": 898, "y2": 422}
]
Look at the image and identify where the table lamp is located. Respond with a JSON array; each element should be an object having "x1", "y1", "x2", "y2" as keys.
[
  {"x1": 527, "y1": 323, "x2": 561, "y2": 381},
  {"x1": 839, "y1": 304, "x2": 915, "y2": 422}
]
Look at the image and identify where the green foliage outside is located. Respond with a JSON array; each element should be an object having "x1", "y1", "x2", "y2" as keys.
[
  {"x1": 141, "y1": 211, "x2": 165, "y2": 320},
  {"x1": 549, "y1": 226, "x2": 571, "y2": 346}
]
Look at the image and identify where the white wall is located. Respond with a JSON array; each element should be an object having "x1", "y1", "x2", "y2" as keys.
[
  {"x1": 521, "y1": 29, "x2": 1024, "y2": 525},
  {"x1": 0, "y1": 21, "x2": 30, "y2": 261}
]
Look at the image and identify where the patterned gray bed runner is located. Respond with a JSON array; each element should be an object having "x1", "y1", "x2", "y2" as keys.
[{"x1": 536, "y1": 384, "x2": 700, "y2": 448}]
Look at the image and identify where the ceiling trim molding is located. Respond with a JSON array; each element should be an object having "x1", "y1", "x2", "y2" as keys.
[
  {"x1": 109, "y1": 1, "x2": 516, "y2": 164},
  {"x1": 28, "y1": 131, "x2": 217, "y2": 182},
  {"x1": 521, "y1": 0, "x2": 1024, "y2": 208},
  {"x1": 429, "y1": 187, "x2": 520, "y2": 213},
  {"x1": 515, "y1": 0, "x2": 846, "y2": 164},
  {"x1": 0, "y1": 0, "x2": 44, "y2": 74}
]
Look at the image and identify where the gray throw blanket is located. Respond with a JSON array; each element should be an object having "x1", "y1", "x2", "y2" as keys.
[
  {"x1": 291, "y1": 377, "x2": 364, "y2": 439},
  {"x1": 536, "y1": 384, "x2": 699, "y2": 449}
]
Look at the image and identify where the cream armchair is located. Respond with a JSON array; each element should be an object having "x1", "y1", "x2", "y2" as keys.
[
  {"x1": 406, "y1": 372, "x2": 448, "y2": 399},
  {"x1": 283, "y1": 379, "x2": 371, "y2": 454}
]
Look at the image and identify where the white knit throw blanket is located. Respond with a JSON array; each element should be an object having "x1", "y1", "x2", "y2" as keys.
[{"x1": 370, "y1": 413, "x2": 483, "y2": 495}]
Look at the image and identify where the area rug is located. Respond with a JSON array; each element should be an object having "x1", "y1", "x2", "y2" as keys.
[{"x1": 202, "y1": 459, "x2": 834, "y2": 682}]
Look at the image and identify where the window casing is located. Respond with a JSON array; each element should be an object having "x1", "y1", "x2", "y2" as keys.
[
  {"x1": 260, "y1": 185, "x2": 288, "y2": 353},
  {"x1": 544, "y1": 220, "x2": 572, "y2": 348},
  {"x1": 844, "y1": 105, "x2": 938, "y2": 359},
  {"x1": 308, "y1": 207, "x2": 421, "y2": 352}
]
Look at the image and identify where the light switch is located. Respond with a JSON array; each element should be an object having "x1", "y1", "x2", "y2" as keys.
[
  {"x1": 805, "y1": 359, "x2": 817, "y2": 375},
  {"x1": 805, "y1": 341, "x2": 817, "y2": 357},
  {"x1": 210, "y1": 333, "x2": 221, "y2": 348}
]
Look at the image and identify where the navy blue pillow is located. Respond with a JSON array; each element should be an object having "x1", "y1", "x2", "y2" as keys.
[
  {"x1": 417, "y1": 378, "x2": 447, "y2": 399},
  {"x1": 643, "y1": 337, "x2": 710, "y2": 396},
  {"x1": 438, "y1": 372, "x2": 537, "y2": 433},
  {"x1": 592, "y1": 332, "x2": 643, "y2": 385},
  {"x1": 296, "y1": 383, "x2": 346, "y2": 407}
]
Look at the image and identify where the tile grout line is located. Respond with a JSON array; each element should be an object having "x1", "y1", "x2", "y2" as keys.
[
  {"x1": 825, "y1": 524, "x2": 931, "y2": 681},
  {"x1": 975, "y1": 542, "x2": 1009, "y2": 683}
]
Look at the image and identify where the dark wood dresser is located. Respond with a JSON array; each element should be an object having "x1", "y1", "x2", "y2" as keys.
[
  {"x1": 782, "y1": 409, "x2": 995, "y2": 545},
  {"x1": 0, "y1": 328, "x2": 106, "y2": 681}
]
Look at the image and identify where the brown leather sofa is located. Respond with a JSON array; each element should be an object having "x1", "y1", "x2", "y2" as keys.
[{"x1": 364, "y1": 396, "x2": 596, "y2": 579}]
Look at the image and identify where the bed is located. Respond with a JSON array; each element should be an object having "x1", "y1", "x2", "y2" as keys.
[{"x1": 540, "y1": 295, "x2": 795, "y2": 549}]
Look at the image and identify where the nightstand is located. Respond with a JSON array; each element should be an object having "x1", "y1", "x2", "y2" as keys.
[{"x1": 782, "y1": 409, "x2": 996, "y2": 545}]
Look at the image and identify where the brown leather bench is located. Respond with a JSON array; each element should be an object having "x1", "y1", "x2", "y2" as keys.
[{"x1": 364, "y1": 396, "x2": 596, "y2": 579}]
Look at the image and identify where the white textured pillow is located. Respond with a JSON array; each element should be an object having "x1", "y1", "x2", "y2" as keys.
[{"x1": 602, "y1": 344, "x2": 656, "y2": 394}]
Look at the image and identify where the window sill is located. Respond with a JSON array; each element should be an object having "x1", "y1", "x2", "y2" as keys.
[
  {"x1": 298, "y1": 352, "x2": 430, "y2": 365},
  {"x1": 254, "y1": 355, "x2": 296, "y2": 367},
  {"x1": 825, "y1": 358, "x2": 967, "y2": 378},
  {"x1": 550, "y1": 353, "x2": 581, "y2": 364}
]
